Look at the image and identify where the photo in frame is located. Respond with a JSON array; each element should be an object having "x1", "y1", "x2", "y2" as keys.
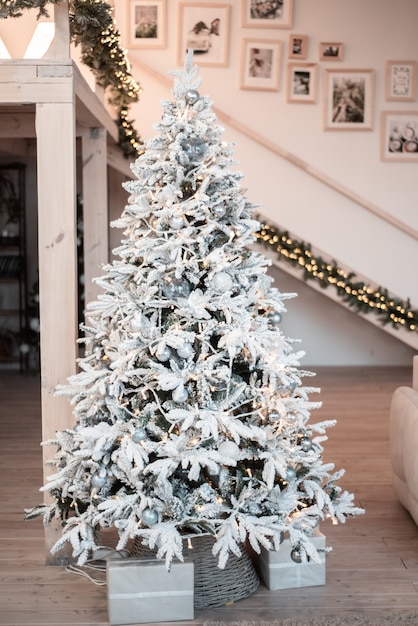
[
  {"x1": 381, "y1": 111, "x2": 418, "y2": 162},
  {"x1": 319, "y1": 42, "x2": 343, "y2": 62},
  {"x1": 385, "y1": 61, "x2": 417, "y2": 102},
  {"x1": 287, "y1": 63, "x2": 317, "y2": 103},
  {"x1": 288, "y1": 34, "x2": 308, "y2": 60},
  {"x1": 242, "y1": 0, "x2": 293, "y2": 29},
  {"x1": 126, "y1": 0, "x2": 166, "y2": 49},
  {"x1": 240, "y1": 39, "x2": 282, "y2": 91},
  {"x1": 324, "y1": 69, "x2": 374, "y2": 130},
  {"x1": 178, "y1": 3, "x2": 230, "y2": 67}
]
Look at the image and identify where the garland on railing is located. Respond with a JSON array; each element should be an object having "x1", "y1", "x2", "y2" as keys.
[
  {"x1": 256, "y1": 219, "x2": 418, "y2": 333},
  {"x1": 0, "y1": 0, "x2": 143, "y2": 157}
]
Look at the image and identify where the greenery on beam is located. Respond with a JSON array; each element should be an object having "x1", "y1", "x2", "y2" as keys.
[
  {"x1": 256, "y1": 219, "x2": 418, "y2": 334},
  {"x1": 0, "y1": 0, "x2": 143, "y2": 158}
]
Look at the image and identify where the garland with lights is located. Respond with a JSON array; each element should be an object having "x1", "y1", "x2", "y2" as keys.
[
  {"x1": 0, "y1": 0, "x2": 143, "y2": 157},
  {"x1": 256, "y1": 219, "x2": 418, "y2": 333}
]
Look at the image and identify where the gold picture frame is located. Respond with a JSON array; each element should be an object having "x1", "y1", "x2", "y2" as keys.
[
  {"x1": 319, "y1": 42, "x2": 343, "y2": 62},
  {"x1": 240, "y1": 39, "x2": 282, "y2": 91},
  {"x1": 242, "y1": 0, "x2": 293, "y2": 29},
  {"x1": 288, "y1": 34, "x2": 308, "y2": 60},
  {"x1": 385, "y1": 61, "x2": 417, "y2": 102},
  {"x1": 126, "y1": 0, "x2": 166, "y2": 49},
  {"x1": 381, "y1": 111, "x2": 418, "y2": 162},
  {"x1": 178, "y1": 2, "x2": 230, "y2": 67},
  {"x1": 324, "y1": 69, "x2": 374, "y2": 130},
  {"x1": 287, "y1": 62, "x2": 317, "y2": 103}
]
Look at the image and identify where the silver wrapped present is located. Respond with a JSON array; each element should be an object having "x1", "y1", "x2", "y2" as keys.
[
  {"x1": 255, "y1": 529, "x2": 326, "y2": 590},
  {"x1": 107, "y1": 558, "x2": 194, "y2": 625}
]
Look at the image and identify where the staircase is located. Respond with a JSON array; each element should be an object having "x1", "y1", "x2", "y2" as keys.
[{"x1": 132, "y1": 58, "x2": 418, "y2": 353}]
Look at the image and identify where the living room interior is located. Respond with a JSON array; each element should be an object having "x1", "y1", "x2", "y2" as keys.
[{"x1": 0, "y1": 1, "x2": 418, "y2": 625}]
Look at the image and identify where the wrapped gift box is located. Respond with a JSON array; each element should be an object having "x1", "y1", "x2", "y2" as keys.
[
  {"x1": 107, "y1": 558, "x2": 194, "y2": 625},
  {"x1": 254, "y1": 530, "x2": 326, "y2": 591}
]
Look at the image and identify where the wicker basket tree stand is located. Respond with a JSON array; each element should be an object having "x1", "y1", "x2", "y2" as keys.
[{"x1": 131, "y1": 534, "x2": 259, "y2": 609}]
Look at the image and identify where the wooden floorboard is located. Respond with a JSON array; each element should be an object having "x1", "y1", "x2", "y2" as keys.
[{"x1": 1, "y1": 366, "x2": 418, "y2": 625}]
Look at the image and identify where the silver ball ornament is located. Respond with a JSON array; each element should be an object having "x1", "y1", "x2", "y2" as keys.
[
  {"x1": 162, "y1": 277, "x2": 191, "y2": 299},
  {"x1": 218, "y1": 441, "x2": 241, "y2": 460},
  {"x1": 285, "y1": 466, "x2": 297, "y2": 481},
  {"x1": 300, "y1": 436, "x2": 313, "y2": 452},
  {"x1": 211, "y1": 203, "x2": 226, "y2": 218},
  {"x1": 172, "y1": 386, "x2": 188, "y2": 403},
  {"x1": 132, "y1": 428, "x2": 147, "y2": 442},
  {"x1": 210, "y1": 272, "x2": 233, "y2": 292},
  {"x1": 141, "y1": 508, "x2": 158, "y2": 526},
  {"x1": 177, "y1": 343, "x2": 194, "y2": 359},
  {"x1": 91, "y1": 473, "x2": 107, "y2": 489},
  {"x1": 170, "y1": 215, "x2": 184, "y2": 230},
  {"x1": 156, "y1": 345, "x2": 172, "y2": 362},
  {"x1": 290, "y1": 547, "x2": 303, "y2": 563},
  {"x1": 185, "y1": 89, "x2": 200, "y2": 105},
  {"x1": 268, "y1": 311, "x2": 282, "y2": 327},
  {"x1": 181, "y1": 136, "x2": 207, "y2": 164}
]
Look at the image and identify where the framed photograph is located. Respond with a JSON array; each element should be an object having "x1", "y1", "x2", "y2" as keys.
[
  {"x1": 240, "y1": 39, "x2": 282, "y2": 91},
  {"x1": 319, "y1": 42, "x2": 343, "y2": 62},
  {"x1": 242, "y1": 0, "x2": 293, "y2": 29},
  {"x1": 288, "y1": 34, "x2": 308, "y2": 60},
  {"x1": 126, "y1": 0, "x2": 166, "y2": 49},
  {"x1": 385, "y1": 61, "x2": 417, "y2": 102},
  {"x1": 178, "y1": 3, "x2": 230, "y2": 67},
  {"x1": 287, "y1": 63, "x2": 318, "y2": 103},
  {"x1": 381, "y1": 111, "x2": 418, "y2": 162},
  {"x1": 324, "y1": 69, "x2": 374, "y2": 130}
]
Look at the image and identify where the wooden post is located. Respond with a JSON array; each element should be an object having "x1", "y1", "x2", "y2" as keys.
[
  {"x1": 81, "y1": 126, "x2": 109, "y2": 308},
  {"x1": 36, "y1": 99, "x2": 78, "y2": 564},
  {"x1": 51, "y1": 1, "x2": 71, "y2": 59}
]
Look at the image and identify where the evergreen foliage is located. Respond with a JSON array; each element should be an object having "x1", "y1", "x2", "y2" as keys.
[{"x1": 26, "y1": 51, "x2": 363, "y2": 569}]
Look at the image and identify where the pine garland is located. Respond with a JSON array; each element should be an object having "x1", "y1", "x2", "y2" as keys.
[
  {"x1": 256, "y1": 219, "x2": 418, "y2": 333},
  {"x1": 0, "y1": 0, "x2": 143, "y2": 157}
]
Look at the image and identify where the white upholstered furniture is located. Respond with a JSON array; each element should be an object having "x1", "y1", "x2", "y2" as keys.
[{"x1": 390, "y1": 355, "x2": 418, "y2": 525}]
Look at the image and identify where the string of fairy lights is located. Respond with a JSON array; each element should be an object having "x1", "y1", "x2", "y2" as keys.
[
  {"x1": 256, "y1": 220, "x2": 418, "y2": 333},
  {"x1": 0, "y1": 0, "x2": 143, "y2": 157}
]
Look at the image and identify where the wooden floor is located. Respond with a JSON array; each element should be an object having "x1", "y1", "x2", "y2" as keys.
[{"x1": 1, "y1": 366, "x2": 418, "y2": 625}]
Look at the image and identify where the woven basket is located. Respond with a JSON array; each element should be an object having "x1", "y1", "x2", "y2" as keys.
[{"x1": 131, "y1": 534, "x2": 259, "y2": 609}]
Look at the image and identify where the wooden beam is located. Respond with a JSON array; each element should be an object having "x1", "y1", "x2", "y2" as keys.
[
  {"x1": 81, "y1": 126, "x2": 109, "y2": 306},
  {"x1": 36, "y1": 100, "x2": 78, "y2": 564},
  {"x1": 0, "y1": 112, "x2": 36, "y2": 137},
  {"x1": 52, "y1": 1, "x2": 71, "y2": 59}
]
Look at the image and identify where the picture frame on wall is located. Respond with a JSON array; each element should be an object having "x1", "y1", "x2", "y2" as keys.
[
  {"x1": 240, "y1": 39, "x2": 282, "y2": 91},
  {"x1": 287, "y1": 63, "x2": 317, "y2": 103},
  {"x1": 178, "y1": 3, "x2": 230, "y2": 67},
  {"x1": 126, "y1": 0, "x2": 166, "y2": 49},
  {"x1": 319, "y1": 42, "x2": 343, "y2": 62},
  {"x1": 324, "y1": 69, "x2": 374, "y2": 130},
  {"x1": 242, "y1": 0, "x2": 293, "y2": 29},
  {"x1": 288, "y1": 34, "x2": 308, "y2": 60},
  {"x1": 381, "y1": 111, "x2": 418, "y2": 162},
  {"x1": 385, "y1": 61, "x2": 417, "y2": 102}
]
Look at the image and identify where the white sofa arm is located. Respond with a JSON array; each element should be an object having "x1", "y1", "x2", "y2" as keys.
[{"x1": 390, "y1": 381, "x2": 418, "y2": 526}]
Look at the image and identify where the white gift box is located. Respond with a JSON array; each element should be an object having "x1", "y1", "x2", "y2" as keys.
[
  {"x1": 107, "y1": 558, "x2": 194, "y2": 625},
  {"x1": 254, "y1": 530, "x2": 326, "y2": 591}
]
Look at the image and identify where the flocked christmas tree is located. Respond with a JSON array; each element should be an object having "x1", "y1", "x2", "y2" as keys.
[{"x1": 27, "y1": 51, "x2": 363, "y2": 569}]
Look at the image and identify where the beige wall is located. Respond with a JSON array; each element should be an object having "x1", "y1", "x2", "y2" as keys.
[{"x1": 0, "y1": 0, "x2": 417, "y2": 366}]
